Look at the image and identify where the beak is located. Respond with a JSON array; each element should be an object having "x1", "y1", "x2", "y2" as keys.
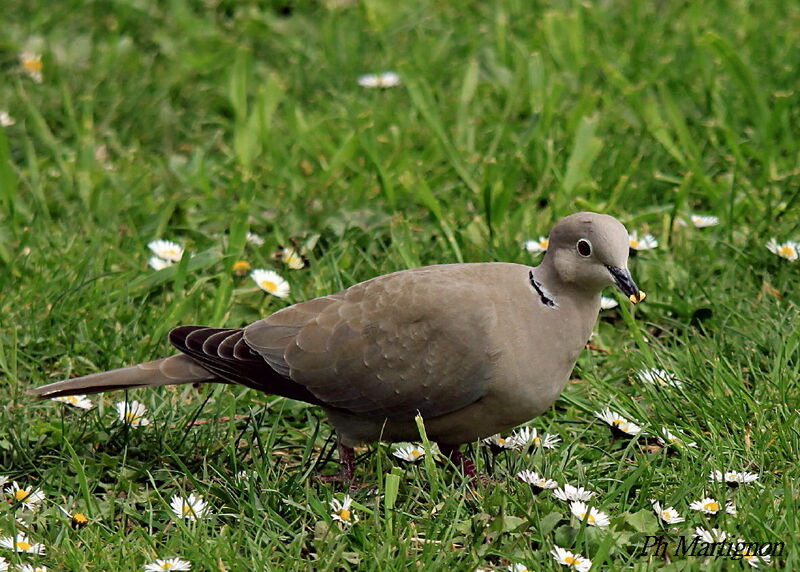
[{"x1": 606, "y1": 266, "x2": 643, "y2": 303}]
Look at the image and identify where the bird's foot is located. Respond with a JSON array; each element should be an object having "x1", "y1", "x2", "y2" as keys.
[
  {"x1": 439, "y1": 445, "x2": 492, "y2": 485},
  {"x1": 315, "y1": 441, "x2": 357, "y2": 490}
]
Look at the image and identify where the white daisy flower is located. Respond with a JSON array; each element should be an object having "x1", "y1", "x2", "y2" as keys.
[
  {"x1": 524, "y1": 236, "x2": 549, "y2": 253},
  {"x1": 19, "y1": 51, "x2": 43, "y2": 83},
  {"x1": 766, "y1": 238, "x2": 799, "y2": 261},
  {"x1": 0, "y1": 534, "x2": 45, "y2": 554},
  {"x1": 483, "y1": 434, "x2": 516, "y2": 449},
  {"x1": 569, "y1": 501, "x2": 610, "y2": 527},
  {"x1": 170, "y1": 493, "x2": 210, "y2": 521},
  {"x1": 636, "y1": 368, "x2": 683, "y2": 388},
  {"x1": 144, "y1": 557, "x2": 192, "y2": 571},
  {"x1": 507, "y1": 564, "x2": 531, "y2": 572},
  {"x1": 0, "y1": 111, "x2": 14, "y2": 127},
  {"x1": 0, "y1": 475, "x2": 9, "y2": 489},
  {"x1": 147, "y1": 240, "x2": 184, "y2": 262},
  {"x1": 281, "y1": 247, "x2": 305, "y2": 270},
  {"x1": 628, "y1": 231, "x2": 658, "y2": 251},
  {"x1": 58, "y1": 506, "x2": 89, "y2": 528},
  {"x1": 553, "y1": 483, "x2": 595, "y2": 502},
  {"x1": 651, "y1": 500, "x2": 685, "y2": 525},
  {"x1": 725, "y1": 502, "x2": 737, "y2": 515},
  {"x1": 330, "y1": 494, "x2": 358, "y2": 526},
  {"x1": 550, "y1": 546, "x2": 592, "y2": 571},
  {"x1": 0, "y1": 556, "x2": 7, "y2": 572},
  {"x1": 689, "y1": 497, "x2": 724, "y2": 515},
  {"x1": 693, "y1": 527, "x2": 728, "y2": 542},
  {"x1": 52, "y1": 394, "x2": 94, "y2": 410},
  {"x1": 516, "y1": 470, "x2": 558, "y2": 493},
  {"x1": 690, "y1": 214, "x2": 719, "y2": 228},
  {"x1": 148, "y1": 256, "x2": 173, "y2": 271},
  {"x1": 5, "y1": 482, "x2": 45, "y2": 510},
  {"x1": 658, "y1": 427, "x2": 697, "y2": 448},
  {"x1": 18, "y1": 565, "x2": 48, "y2": 572},
  {"x1": 115, "y1": 400, "x2": 150, "y2": 426},
  {"x1": 600, "y1": 296, "x2": 619, "y2": 310},
  {"x1": 594, "y1": 408, "x2": 642, "y2": 437},
  {"x1": 357, "y1": 71, "x2": 401, "y2": 88},
  {"x1": 709, "y1": 470, "x2": 759, "y2": 486},
  {"x1": 250, "y1": 269, "x2": 290, "y2": 298},
  {"x1": 245, "y1": 232, "x2": 265, "y2": 246},
  {"x1": 734, "y1": 539, "x2": 770, "y2": 568},
  {"x1": 509, "y1": 427, "x2": 561, "y2": 450},
  {"x1": 392, "y1": 444, "x2": 426, "y2": 463}
]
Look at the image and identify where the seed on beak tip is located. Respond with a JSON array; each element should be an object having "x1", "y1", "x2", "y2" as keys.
[{"x1": 629, "y1": 291, "x2": 646, "y2": 304}]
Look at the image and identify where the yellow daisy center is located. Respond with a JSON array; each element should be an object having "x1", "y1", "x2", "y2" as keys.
[
  {"x1": 15, "y1": 489, "x2": 30, "y2": 501},
  {"x1": 497, "y1": 438, "x2": 506, "y2": 445},
  {"x1": 73, "y1": 513, "x2": 88, "y2": 523},
  {"x1": 532, "y1": 436, "x2": 541, "y2": 444},
  {"x1": 22, "y1": 58, "x2": 42, "y2": 73},
  {"x1": 232, "y1": 260, "x2": 251, "y2": 273},
  {"x1": 579, "y1": 511, "x2": 595, "y2": 524},
  {"x1": 778, "y1": 245, "x2": 794, "y2": 258},
  {"x1": 259, "y1": 280, "x2": 277, "y2": 292},
  {"x1": 630, "y1": 239, "x2": 639, "y2": 248},
  {"x1": 704, "y1": 501, "x2": 719, "y2": 511},
  {"x1": 410, "y1": 449, "x2": 421, "y2": 458},
  {"x1": 181, "y1": 504, "x2": 194, "y2": 516},
  {"x1": 16, "y1": 540, "x2": 31, "y2": 551},
  {"x1": 336, "y1": 508, "x2": 351, "y2": 521},
  {"x1": 662, "y1": 511, "x2": 671, "y2": 519},
  {"x1": 124, "y1": 412, "x2": 138, "y2": 423},
  {"x1": 540, "y1": 240, "x2": 548, "y2": 248},
  {"x1": 162, "y1": 564, "x2": 175, "y2": 570},
  {"x1": 66, "y1": 396, "x2": 79, "y2": 404},
  {"x1": 564, "y1": 556, "x2": 578, "y2": 565}
]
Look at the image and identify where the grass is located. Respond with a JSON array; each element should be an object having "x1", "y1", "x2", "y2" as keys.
[{"x1": 1, "y1": 0, "x2": 799, "y2": 569}]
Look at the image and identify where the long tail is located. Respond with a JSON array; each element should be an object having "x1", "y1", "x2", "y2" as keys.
[{"x1": 27, "y1": 354, "x2": 217, "y2": 399}]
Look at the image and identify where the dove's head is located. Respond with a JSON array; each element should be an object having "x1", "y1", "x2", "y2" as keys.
[{"x1": 545, "y1": 212, "x2": 642, "y2": 302}]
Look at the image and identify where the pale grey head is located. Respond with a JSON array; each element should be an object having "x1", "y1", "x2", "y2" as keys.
[{"x1": 544, "y1": 212, "x2": 640, "y2": 300}]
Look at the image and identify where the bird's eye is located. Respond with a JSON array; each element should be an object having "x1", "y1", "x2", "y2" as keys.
[{"x1": 577, "y1": 239, "x2": 592, "y2": 257}]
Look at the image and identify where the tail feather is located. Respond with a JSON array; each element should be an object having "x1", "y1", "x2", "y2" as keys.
[{"x1": 28, "y1": 354, "x2": 217, "y2": 399}]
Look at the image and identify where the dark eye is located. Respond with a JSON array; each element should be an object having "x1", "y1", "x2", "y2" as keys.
[{"x1": 577, "y1": 239, "x2": 592, "y2": 257}]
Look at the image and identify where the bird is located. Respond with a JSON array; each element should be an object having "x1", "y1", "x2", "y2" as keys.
[{"x1": 29, "y1": 212, "x2": 642, "y2": 481}]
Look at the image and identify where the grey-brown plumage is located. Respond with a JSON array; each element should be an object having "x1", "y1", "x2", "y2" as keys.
[{"x1": 29, "y1": 212, "x2": 641, "y2": 478}]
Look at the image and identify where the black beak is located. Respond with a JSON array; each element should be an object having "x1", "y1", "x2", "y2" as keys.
[{"x1": 606, "y1": 266, "x2": 642, "y2": 303}]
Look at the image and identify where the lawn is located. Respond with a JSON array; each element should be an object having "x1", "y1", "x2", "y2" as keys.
[{"x1": 1, "y1": 0, "x2": 799, "y2": 570}]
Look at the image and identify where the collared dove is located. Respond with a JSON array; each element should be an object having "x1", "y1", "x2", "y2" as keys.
[{"x1": 29, "y1": 212, "x2": 642, "y2": 480}]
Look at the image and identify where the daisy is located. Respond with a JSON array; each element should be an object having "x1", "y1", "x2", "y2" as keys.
[
  {"x1": 709, "y1": 470, "x2": 759, "y2": 486},
  {"x1": 148, "y1": 256, "x2": 173, "y2": 271},
  {"x1": 658, "y1": 427, "x2": 697, "y2": 448},
  {"x1": 725, "y1": 502, "x2": 737, "y2": 515},
  {"x1": 280, "y1": 247, "x2": 305, "y2": 270},
  {"x1": 147, "y1": 240, "x2": 184, "y2": 262},
  {"x1": 19, "y1": 51, "x2": 43, "y2": 83},
  {"x1": 0, "y1": 534, "x2": 45, "y2": 555},
  {"x1": 0, "y1": 476, "x2": 10, "y2": 488},
  {"x1": 734, "y1": 540, "x2": 771, "y2": 568},
  {"x1": 690, "y1": 214, "x2": 719, "y2": 228},
  {"x1": 507, "y1": 564, "x2": 531, "y2": 572},
  {"x1": 628, "y1": 231, "x2": 658, "y2": 251},
  {"x1": 766, "y1": 238, "x2": 799, "y2": 261},
  {"x1": 170, "y1": 493, "x2": 210, "y2": 521},
  {"x1": 692, "y1": 527, "x2": 728, "y2": 542},
  {"x1": 357, "y1": 71, "x2": 401, "y2": 88},
  {"x1": 570, "y1": 501, "x2": 610, "y2": 527},
  {"x1": 59, "y1": 506, "x2": 89, "y2": 529},
  {"x1": 600, "y1": 296, "x2": 619, "y2": 310},
  {"x1": 245, "y1": 232, "x2": 265, "y2": 246},
  {"x1": 143, "y1": 557, "x2": 192, "y2": 571},
  {"x1": 231, "y1": 260, "x2": 251, "y2": 276},
  {"x1": 330, "y1": 495, "x2": 358, "y2": 526},
  {"x1": 250, "y1": 269, "x2": 290, "y2": 298},
  {"x1": 0, "y1": 556, "x2": 7, "y2": 572},
  {"x1": 594, "y1": 408, "x2": 642, "y2": 437},
  {"x1": 516, "y1": 470, "x2": 558, "y2": 494},
  {"x1": 6, "y1": 482, "x2": 45, "y2": 510},
  {"x1": 636, "y1": 368, "x2": 683, "y2": 388},
  {"x1": 553, "y1": 483, "x2": 595, "y2": 502},
  {"x1": 550, "y1": 546, "x2": 592, "y2": 571},
  {"x1": 0, "y1": 111, "x2": 14, "y2": 127},
  {"x1": 18, "y1": 565, "x2": 48, "y2": 572},
  {"x1": 483, "y1": 434, "x2": 516, "y2": 450},
  {"x1": 52, "y1": 394, "x2": 94, "y2": 410},
  {"x1": 509, "y1": 427, "x2": 561, "y2": 450},
  {"x1": 115, "y1": 400, "x2": 150, "y2": 426},
  {"x1": 689, "y1": 497, "x2": 724, "y2": 515},
  {"x1": 392, "y1": 444, "x2": 426, "y2": 463},
  {"x1": 524, "y1": 236, "x2": 549, "y2": 253},
  {"x1": 651, "y1": 500, "x2": 685, "y2": 524}
]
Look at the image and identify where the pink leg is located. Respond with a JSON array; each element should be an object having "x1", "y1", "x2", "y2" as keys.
[{"x1": 317, "y1": 439, "x2": 356, "y2": 486}]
